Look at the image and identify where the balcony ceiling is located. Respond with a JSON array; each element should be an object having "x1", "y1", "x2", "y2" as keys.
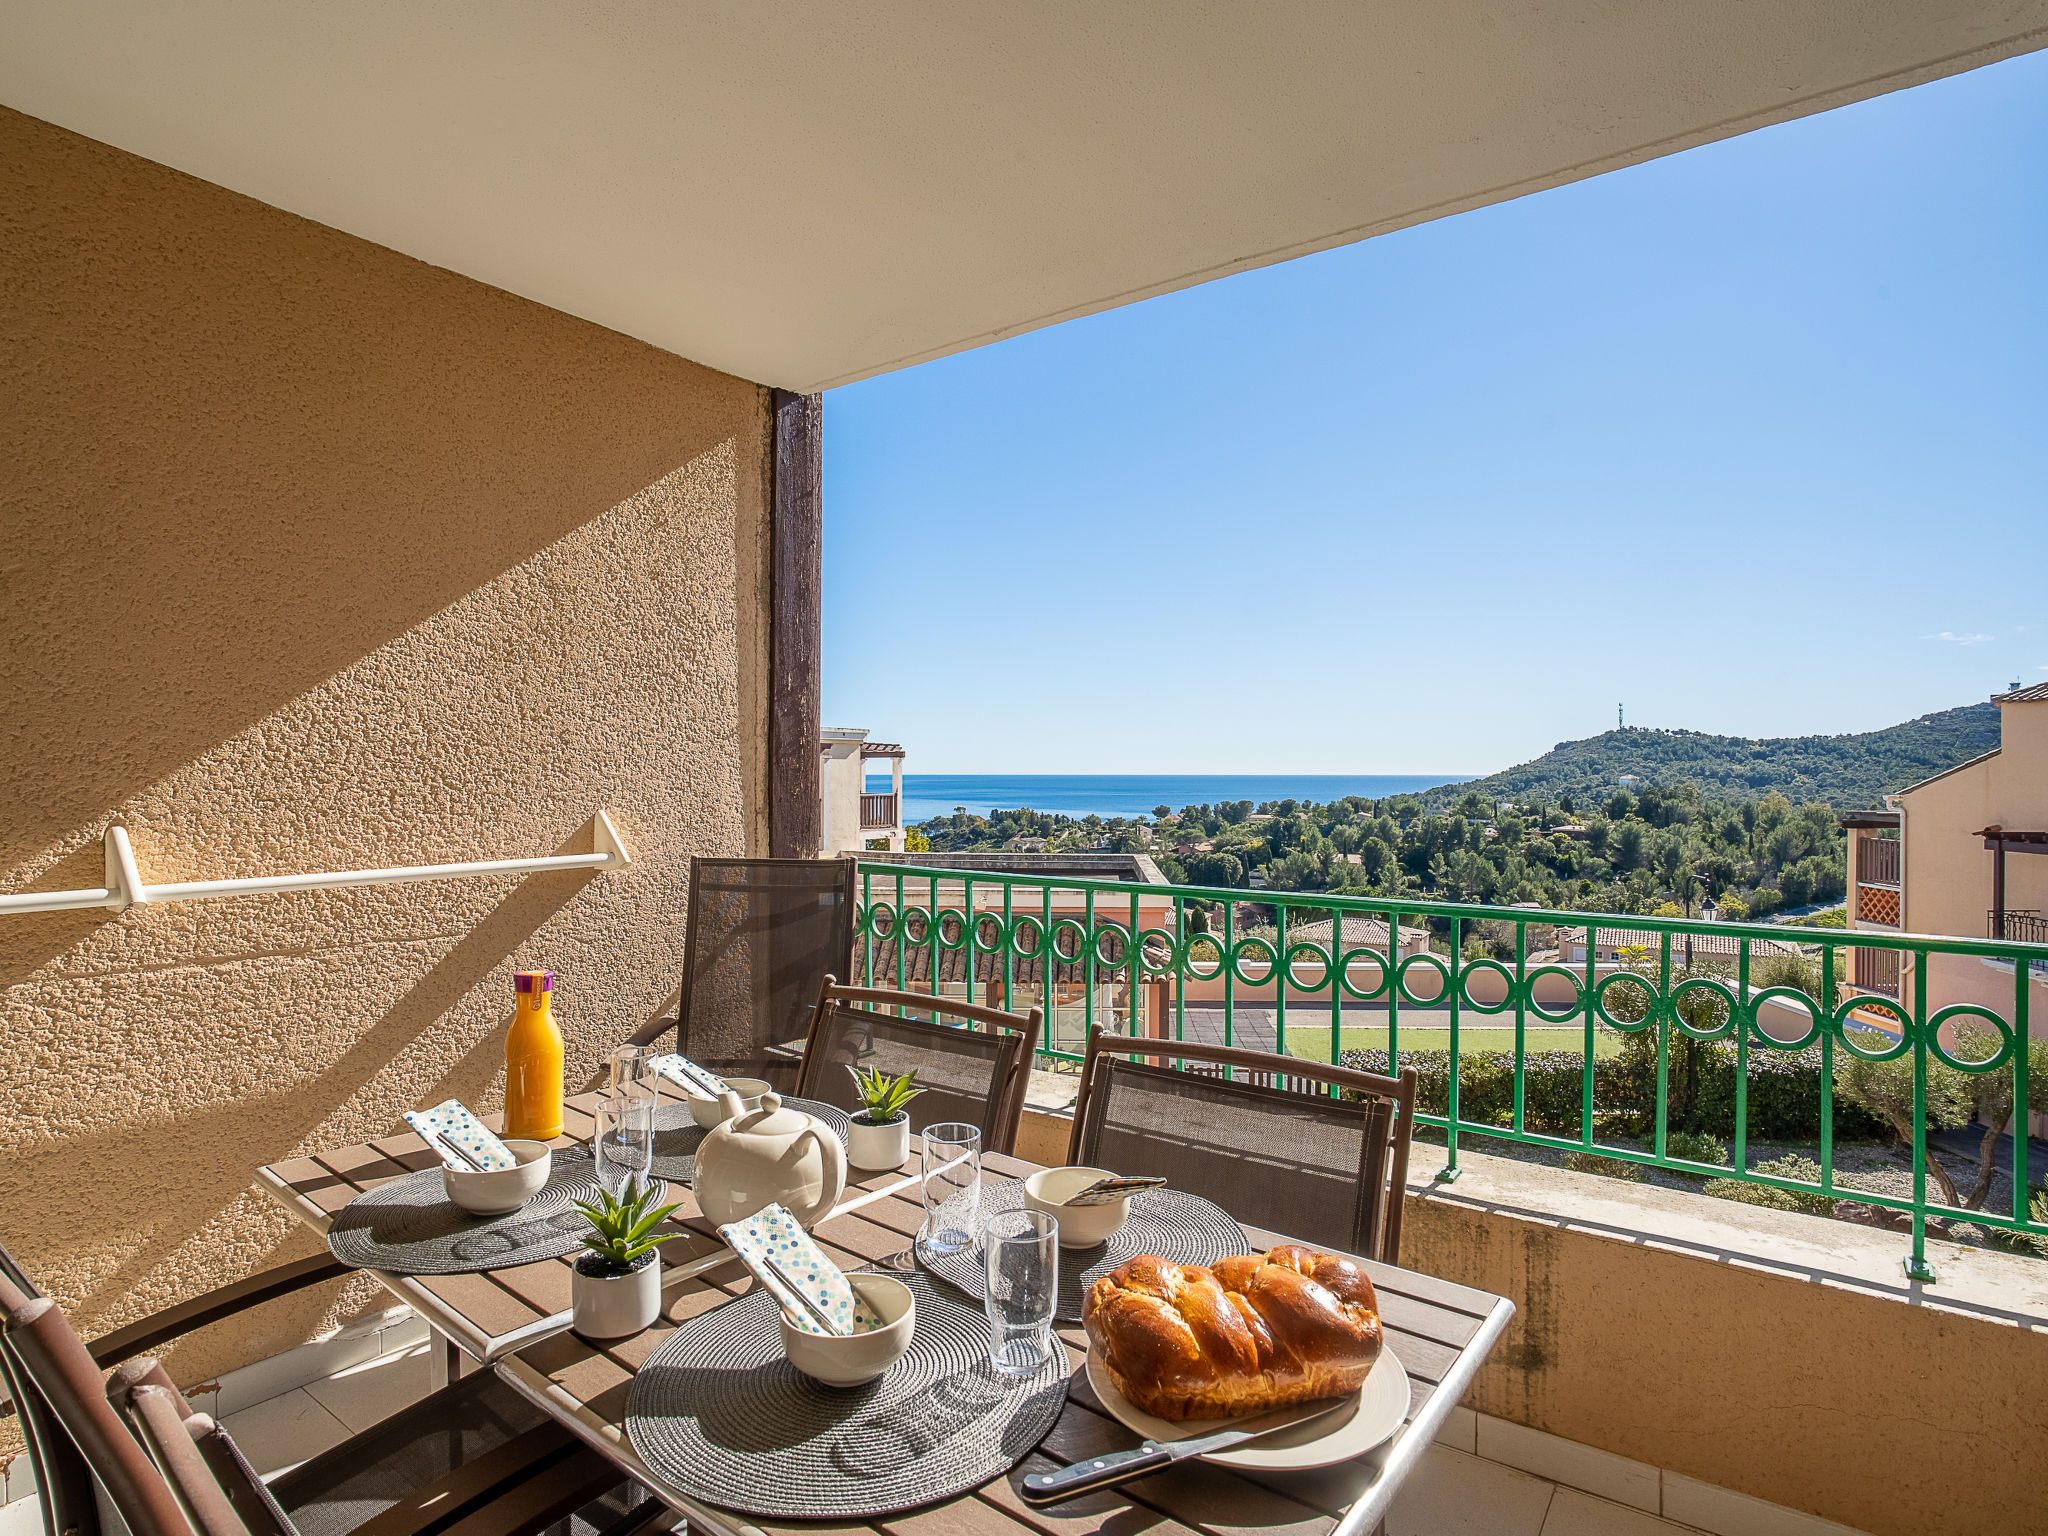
[{"x1": 2, "y1": 3, "x2": 2043, "y2": 392}]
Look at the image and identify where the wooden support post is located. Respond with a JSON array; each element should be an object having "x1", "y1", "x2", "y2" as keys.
[{"x1": 769, "y1": 390, "x2": 822, "y2": 859}]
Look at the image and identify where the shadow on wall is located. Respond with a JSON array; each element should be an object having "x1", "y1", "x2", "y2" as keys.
[
  {"x1": 0, "y1": 103, "x2": 751, "y2": 876},
  {"x1": 0, "y1": 865, "x2": 588, "y2": 1336},
  {"x1": 0, "y1": 106, "x2": 768, "y2": 1375}
]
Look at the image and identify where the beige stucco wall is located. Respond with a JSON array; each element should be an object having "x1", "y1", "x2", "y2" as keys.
[
  {"x1": 0, "y1": 106, "x2": 773, "y2": 1381},
  {"x1": 1399, "y1": 1151, "x2": 2048, "y2": 1536}
]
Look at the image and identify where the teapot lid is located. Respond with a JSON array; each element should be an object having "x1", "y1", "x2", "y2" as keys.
[{"x1": 731, "y1": 1092, "x2": 813, "y2": 1137}]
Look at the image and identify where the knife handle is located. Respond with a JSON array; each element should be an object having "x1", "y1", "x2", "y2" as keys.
[{"x1": 1020, "y1": 1444, "x2": 1173, "y2": 1505}]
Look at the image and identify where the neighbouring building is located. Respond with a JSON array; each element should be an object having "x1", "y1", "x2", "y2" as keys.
[
  {"x1": 820, "y1": 728, "x2": 906, "y2": 853},
  {"x1": 1843, "y1": 683, "x2": 2048, "y2": 1126}
]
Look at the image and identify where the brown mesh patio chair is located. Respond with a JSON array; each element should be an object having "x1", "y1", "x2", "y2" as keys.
[
  {"x1": 1068, "y1": 1031, "x2": 1419, "y2": 1264},
  {"x1": 629, "y1": 856, "x2": 857, "y2": 1089},
  {"x1": 0, "y1": 1244, "x2": 664, "y2": 1536},
  {"x1": 794, "y1": 978, "x2": 1040, "y2": 1155}
]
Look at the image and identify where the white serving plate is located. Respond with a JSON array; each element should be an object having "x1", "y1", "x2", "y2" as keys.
[{"x1": 1085, "y1": 1343, "x2": 1410, "y2": 1471}]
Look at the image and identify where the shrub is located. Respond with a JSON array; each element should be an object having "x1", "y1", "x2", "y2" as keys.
[
  {"x1": 1563, "y1": 1151, "x2": 1645, "y2": 1182},
  {"x1": 1339, "y1": 1042, "x2": 1889, "y2": 1145},
  {"x1": 1702, "y1": 1154, "x2": 1835, "y2": 1216},
  {"x1": 1564, "y1": 1146, "x2": 1646, "y2": 1187},
  {"x1": 1663, "y1": 1130, "x2": 1728, "y2": 1168},
  {"x1": 1984, "y1": 1187, "x2": 2048, "y2": 1259}
]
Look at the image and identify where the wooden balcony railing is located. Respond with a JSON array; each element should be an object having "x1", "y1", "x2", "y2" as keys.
[
  {"x1": 859, "y1": 792, "x2": 898, "y2": 830},
  {"x1": 1856, "y1": 836, "x2": 1901, "y2": 886}
]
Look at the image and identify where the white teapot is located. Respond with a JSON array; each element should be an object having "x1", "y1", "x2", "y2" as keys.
[{"x1": 692, "y1": 1090, "x2": 847, "y2": 1228}]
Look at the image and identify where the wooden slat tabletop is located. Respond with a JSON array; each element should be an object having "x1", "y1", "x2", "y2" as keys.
[
  {"x1": 260, "y1": 1098, "x2": 1512, "y2": 1536},
  {"x1": 494, "y1": 1161, "x2": 1510, "y2": 1536},
  {"x1": 253, "y1": 1085, "x2": 930, "y2": 1362}
]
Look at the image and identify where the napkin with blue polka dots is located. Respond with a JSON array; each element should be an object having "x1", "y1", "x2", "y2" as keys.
[
  {"x1": 720, "y1": 1204, "x2": 883, "y2": 1335},
  {"x1": 649, "y1": 1054, "x2": 729, "y2": 1097},
  {"x1": 405, "y1": 1100, "x2": 518, "y2": 1172}
]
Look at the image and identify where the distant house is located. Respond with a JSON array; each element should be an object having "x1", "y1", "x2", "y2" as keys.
[
  {"x1": 1842, "y1": 684, "x2": 2048, "y2": 1131},
  {"x1": 1617, "y1": 773, "x2": 1642, "y2": 788},
  {"x1": 820, "y1": 727, "x2": 905, "y2": 852},
  {"x1": 1556, "y1": 928, "x2": 1805, "y2": 966},
  {"x1": 1003, "y1": 835, "x2": 1049, "y2": 852},
  {"x1": 1274, "y1": 916, "x2": 1431, "y2": 959}
]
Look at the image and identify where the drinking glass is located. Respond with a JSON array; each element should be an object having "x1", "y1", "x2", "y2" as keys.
[
  {"x1": 984, "y1": 1209, "x2": 1058, "y2": 1378},
  {"x1": 597, "y1": 1046, "x2": 658, "y2": 1199},
  {"x1": 920, "y1": 1122, "x2": 981, "y2": 1256}
]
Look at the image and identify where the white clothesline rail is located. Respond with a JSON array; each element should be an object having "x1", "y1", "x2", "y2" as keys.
[{"x1": 0, "y1": 811, "x2": 631, "y2": 917}]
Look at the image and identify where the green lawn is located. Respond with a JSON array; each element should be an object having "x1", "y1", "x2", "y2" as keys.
[{"x1": 1275, "y1": 1023, "x2": 1624, "y2": 1061}]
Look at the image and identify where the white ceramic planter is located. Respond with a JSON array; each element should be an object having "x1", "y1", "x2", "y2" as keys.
[
  {"x1": 572, "y1": 1256, "x2": 660, "y2": 1339},
  {"x1": 846, "y1": 1113, "x2": 910, "y2": 1172}
]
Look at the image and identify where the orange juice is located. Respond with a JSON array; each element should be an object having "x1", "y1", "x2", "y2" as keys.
[{"x1": 503, "y1": 970, "x2": 563, "y2": 1140}]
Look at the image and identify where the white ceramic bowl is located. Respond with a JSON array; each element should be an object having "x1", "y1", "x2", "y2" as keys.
[
  {"x1": 443, "y1": 1140, "x2": 552, "y2": 1216},
  {"x1": 778, "y1": 1273, "x2": 915, "y2": 1387},
  {"x1": 1023, "y1": 1166, "x2": 1132, "y2": 1248},
  {"x1": 686, "y1": 1075, "x2": 773, "y2": 1129}
]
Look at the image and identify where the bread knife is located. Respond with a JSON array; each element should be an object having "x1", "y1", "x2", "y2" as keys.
[{"x1": 1019, "y1": 1396, "x2": 1354, "y2": 1505}]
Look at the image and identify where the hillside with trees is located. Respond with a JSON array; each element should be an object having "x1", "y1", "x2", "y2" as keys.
[
  {"x1": 911, "y1": 699, "x2": 2001, "y2": 925},
  {"x1": 1419, "y1": 702, "x2": 1997, "y2": 812}
]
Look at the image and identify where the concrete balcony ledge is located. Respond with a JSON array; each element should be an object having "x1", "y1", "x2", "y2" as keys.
[{"x1": 1016, "y1": 1102, "x2": 2047, "y2": 1536}]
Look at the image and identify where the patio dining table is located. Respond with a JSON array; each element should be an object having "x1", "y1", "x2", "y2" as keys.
[{"x1": 256, "y1": 1085, "x2": 1514, "y2": 1536}]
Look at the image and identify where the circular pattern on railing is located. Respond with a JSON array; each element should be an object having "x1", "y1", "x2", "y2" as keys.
[
  {"x1": 1183, "y1": 932, "x2": 1226, "y2": 981},
  {"x1": 1523, "y1": 964, "x2": 1584, "y2": 1022},
  {"x1": 1337, "y1": 947, "x2": 1393, "y2": 1001},
  {"x1": 1831, "y1": 993, "x2": 1910, "y2": 1061},
  {"x1": 1745, "y1": 985, "x2": 1822, "y2": 1052},
  {"x1": 1228, "y1": 934, "x2": 1278, "y2": 987},
  {"x1": 1456, "y1": 958, "x2": 1515, "y2": 1016},
  {"x1": 968, "y1": 911, "x2": 1006, "y2": 954},
  {"x1": 866, "y1": 901, "x2": 897, "y2": 942},
  {"x1": 899, "y1": 904, "x2": 931, "y2": 945},
  {"x1": 934, "y1": 908, "x2": 967, "y2": 949},
  {"x1": 1049, "y1": 917, "x2": 1089, "y2": 967},
  {"x1": 1592, "y1": 970, "x2": 1659, "y2": 1033},
  {"x1": 1007, "y1": 912, "x2": 1049, "y2": 961},
  {"x1": 1136, "y1": 927, "x2": 1180, "y2": 975},
  {"x1": 1926, "y1": 1003, "x2": 2014, "y2": 1073},
  {"x1": 1395, "y1": 951, "x2": 1451, "y2": 1008},
  {"x1": 1091, "y1": 922, "x2": 1130, "y2": 969},
  {"x1": 1669, "y1": 976, "x2": 1739, "y2": 1041},
  {"x1": 1283, "y1": 939, "x2": 1332, "y2": 992}
]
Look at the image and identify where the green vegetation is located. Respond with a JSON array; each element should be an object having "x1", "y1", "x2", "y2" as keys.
[
  {"x1": 1419, "y1": 702, "x2": 1996, "y2": 812},
  {"x1": 846, "y1": 1063, "x2": 924, "y2": 1125},
  {"x1": 1664, "y1": 1130, "x2": 1730, "y2": 1168},
  {"x1": 909, "y1": 700, "x2": 1995, "y2": 928},
  {"x1": 1564, "y1": 1151, "x2": 1645, "y2": 1182},
  {"x1": 1703, "y1": 1154, "x2": 1836, "y2": 1216},
  {"x1": 572, "y1": 1178, "x2": 683, "y2": 1276},
  {"x1": 1284, "y1": 1024, "x2": 1622, "y2": 1060}
]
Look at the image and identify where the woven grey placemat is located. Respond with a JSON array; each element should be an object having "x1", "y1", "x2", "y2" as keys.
[
  {"x1": 625, "y1": 1270, "x2": 1066, "y2": 1519},
  {"x1": 649, "y1": 1097, "x2": 852, "y2": 1186},
  {"x1": 326, "y1": 1146, "x2": 601, "y2": 1275},
  {"x1": 915, "y1": 1180, "x2": 1249, "y2": 1322}
]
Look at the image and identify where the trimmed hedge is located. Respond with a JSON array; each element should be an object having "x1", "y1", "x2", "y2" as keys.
[{"x1": 1341, "y1": 1035, "x2": 1888, "y2": 1142}]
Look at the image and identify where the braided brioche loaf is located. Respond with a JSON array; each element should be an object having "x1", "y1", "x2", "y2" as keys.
[{"x1": 1081, "y1": 1245, "x2": 1381, "y2": 1420}]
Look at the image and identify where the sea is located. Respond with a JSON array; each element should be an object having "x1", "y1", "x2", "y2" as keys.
[{"x1": 876, "y1": 774, "x2": 1473, "y2": 824}]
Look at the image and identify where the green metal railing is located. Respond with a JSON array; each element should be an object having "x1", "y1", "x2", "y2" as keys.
[{"x1": 855, "y1": 860, "x2": 2048, "y2": 1282}]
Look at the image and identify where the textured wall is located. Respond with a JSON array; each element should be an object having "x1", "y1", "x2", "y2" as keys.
[{"x1": 0, "y1": 105, "x2": 772, "y2": 1380}]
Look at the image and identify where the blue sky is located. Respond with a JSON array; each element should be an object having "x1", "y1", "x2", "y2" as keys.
[{"x1": 823, "y1": 50, "x2": 2048, "y2": 776}]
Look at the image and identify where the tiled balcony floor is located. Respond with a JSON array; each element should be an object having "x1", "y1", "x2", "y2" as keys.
[{"x1": 1, "y1": 1326, "x2": 1867, "y2": 1536}]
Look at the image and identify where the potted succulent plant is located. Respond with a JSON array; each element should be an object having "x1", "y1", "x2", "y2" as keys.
[
  {"x1": 845, "y1": 1063, "x2": 923, "y2": 1171},
  {"x1": 569, "y1": 1177, "x2": 681, "y2": 1339}
]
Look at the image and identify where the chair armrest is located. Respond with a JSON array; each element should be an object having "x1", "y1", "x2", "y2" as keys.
[{"x1": 89, "y1": 1253, "x2": 351, "y2": 1369}]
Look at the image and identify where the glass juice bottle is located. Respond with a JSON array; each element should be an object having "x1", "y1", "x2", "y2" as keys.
[{"x1": 503, "y1": 970, "x2": 564, "y2": 1140}]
